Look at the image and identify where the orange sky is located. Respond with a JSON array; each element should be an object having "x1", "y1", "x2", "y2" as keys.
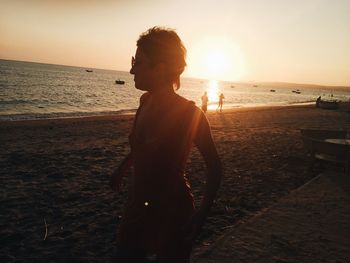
[{"x1": 1, "y1": 0, "x2": 350, "y2": 86}]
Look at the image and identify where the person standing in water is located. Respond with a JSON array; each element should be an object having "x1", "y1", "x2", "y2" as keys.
[
  {"x1": 110, "y1": 27, "x2": 222, "y2": 263},
  {"x1": 217, "y1": 93, "x2": 224, "y2": 112},
  {"x1": 201, "y1": 91, "x2": 209, "y2": 113},
  {"x1": 316, "y1": 96, "x2": 321, "y2": 108}
]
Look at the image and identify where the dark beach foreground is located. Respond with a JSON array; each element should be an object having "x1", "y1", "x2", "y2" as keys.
[
  {"x1": 1, "y1": 105, "x2": 349, "y2": 262},
  {"x1": 192, "y1": 171, "x2": 350, "y2": 262}
]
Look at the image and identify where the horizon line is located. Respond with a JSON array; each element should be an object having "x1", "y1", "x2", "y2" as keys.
[{"x1": 1, "y1": 57, "x2": 349, "y2": 89}]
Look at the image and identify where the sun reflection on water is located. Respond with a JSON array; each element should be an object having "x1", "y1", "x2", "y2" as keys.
[
  {"x1": 207, "y1": 80, "x2": 219, "y2": 102},
  {"x1": 206, "y1": 80, "x2": 220, "y2": 111}
]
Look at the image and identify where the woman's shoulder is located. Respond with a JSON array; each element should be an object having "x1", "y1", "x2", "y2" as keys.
[
  {"x1": 139, "y1": 92, "x2": 151, "y2": 105},
  {"x1": 174, "y1": 95, "x2": 205, "y2": 121},
  {"x1": 175, "y1": 94, "x2": 197, "y2": 109}
]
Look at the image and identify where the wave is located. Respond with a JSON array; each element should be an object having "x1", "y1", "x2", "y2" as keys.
[
  {"x1": 0, "y1": 99, "x2": 31, "y2": 105},
  {"x1": 0, "y1": 109, "x2": 138, "y2": 121}
]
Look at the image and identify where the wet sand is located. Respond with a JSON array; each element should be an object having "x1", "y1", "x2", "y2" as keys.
[{"x1": 1, "y1": 104, "x2": 349, "y2": 261}]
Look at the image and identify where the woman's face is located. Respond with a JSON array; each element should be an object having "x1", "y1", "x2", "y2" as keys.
[{"x1": 130, "y1": 48, "x2": 157, "y2": 92}]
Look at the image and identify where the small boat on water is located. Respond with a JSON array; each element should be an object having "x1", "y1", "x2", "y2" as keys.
[
  {"x1": 270, "y1": 89, "x2": 276, "y2": 92},
  {"x1": 292, "y1": 89, "x2": 301, "y2": 94},
  {"x1": 316, "y1": 99, "x2": 339, "y2": 110},
  {"x1": 115, "y1": 79, "x2": 125, "y2": 85},
  {"x1": 86, "y1": 69, "x2": 93, "y2": 73}
]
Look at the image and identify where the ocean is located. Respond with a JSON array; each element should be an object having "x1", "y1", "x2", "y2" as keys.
[{"x1": 1, "y1": 59, "x2": 349, "y2": 121}]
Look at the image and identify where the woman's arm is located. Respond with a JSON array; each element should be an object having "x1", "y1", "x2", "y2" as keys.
[{"x1": 185, "y1": 112, "x2": 222, "y2": 242}]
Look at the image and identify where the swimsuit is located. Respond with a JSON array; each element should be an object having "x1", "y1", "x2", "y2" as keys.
[{"x1": 117, "y1": 92, "x2": 204, "y2": 261}]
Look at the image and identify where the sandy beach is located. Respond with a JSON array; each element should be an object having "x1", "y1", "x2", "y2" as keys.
[
  {"x1": 192, "y1": 171, "x2": 350, "y2": 263},
  {"x1": 1, "y1": 104, "x2": 350, "y2": 262}
]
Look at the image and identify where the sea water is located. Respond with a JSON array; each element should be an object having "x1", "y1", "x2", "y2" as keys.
[{"x1": 1, "y1": 59, "x2": 349, "y2": 121}]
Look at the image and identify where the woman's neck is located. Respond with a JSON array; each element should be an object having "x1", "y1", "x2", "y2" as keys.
[{"x1": 149, "y1": 84, "x2": 175, "y2": 96}]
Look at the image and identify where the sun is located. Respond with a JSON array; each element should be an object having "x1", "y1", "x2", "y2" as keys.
[
  {"x1": 204, "y1": 50, "x2": 228, "y2": 78},
  {"x1": 186, "y1": 36, "x2": 247, "y2": 81}
]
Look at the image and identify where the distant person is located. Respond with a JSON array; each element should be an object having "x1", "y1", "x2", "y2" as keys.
[
  {"x1": 217, "y1": 93, "x2": 225, "y2": 112},
  {"x1": 316, "y1": 96, "x2": 321, "y2": 108},
  {"x1": 201, "y1": 92, "x2": 209, "y2": 113},
  {"x1": 110, "y1": 27, "x2": 222, "y2": 263}
]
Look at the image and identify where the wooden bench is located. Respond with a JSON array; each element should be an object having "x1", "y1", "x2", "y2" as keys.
[
  {"x1": 300, "y1": 129, "x2": 347, "y2": 140},
  {"x1": 300, "y1": 129, "x2": 347, "y2": 153},
  {"x1": 300, "y1": 129, "x2": 349, "y2": 172}
]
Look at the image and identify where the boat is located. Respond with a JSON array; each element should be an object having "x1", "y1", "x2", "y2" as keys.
[
  {"x1": 292, "y1": 89, "x2": 301, "y2": 94},
  {"x1": 115, "y1": 79, "x2": 125, "y2": 85},
  {"x1": 270, "y1": 89, "x2": 276, "y2": 92},
  {"x1": 317, "y1": 99, "x2": 339, "y2": 110},
  {"x1": 85, "y1": 69, "x2": 93, "y2": 72}
]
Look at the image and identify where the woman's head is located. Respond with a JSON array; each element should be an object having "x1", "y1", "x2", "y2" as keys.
[{"x1": 135, "y1": 27, "x2": 187, "y2": 90}]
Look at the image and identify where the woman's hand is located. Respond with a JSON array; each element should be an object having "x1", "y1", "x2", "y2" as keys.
[
  {"x1": 109, "y1": 153, "x2": 132, "y2": 193},
  {"x1": 109, "y1": 169, "x2": 123, "y2": 193}
]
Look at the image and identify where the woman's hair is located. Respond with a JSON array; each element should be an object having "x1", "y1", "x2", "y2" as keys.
[{"x1": 137, "y1": 26, "x2": 187, "y2": 89}]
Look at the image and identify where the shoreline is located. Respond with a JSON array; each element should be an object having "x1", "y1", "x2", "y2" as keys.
[{"x1": 0, "y1": 101, "x2": 315, "y2": 123}]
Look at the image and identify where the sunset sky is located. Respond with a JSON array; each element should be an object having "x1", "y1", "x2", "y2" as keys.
[{"x1": 1, "y1": 0, "x2": 349, "y2": 86}]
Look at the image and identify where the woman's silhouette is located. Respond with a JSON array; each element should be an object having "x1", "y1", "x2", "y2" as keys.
[
  {"x1": 110, "y1": 27, "x2": 222, "y2": 263},
  {"x1": 217, "y1": 93, "x2": 224, "y2": 112}
]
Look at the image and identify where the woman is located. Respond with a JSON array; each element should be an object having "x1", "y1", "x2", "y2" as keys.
[
  {"x1": 110, "y1": 27, "x2": 222, "y2": 263},
  {"x1": 217, "y1": 93, "x2": 224, "y2": 112}
]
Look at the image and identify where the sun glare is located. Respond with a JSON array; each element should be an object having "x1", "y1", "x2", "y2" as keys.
[
  {"x1": 187, "y1": 36, "x2": 247, "y2": 82},
  {"x1": 205, "y1": 50, "x2": 228, "y2": 77},
  {"x1": 207, "y1": 80, "x2": 219, "y2": 102}
]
